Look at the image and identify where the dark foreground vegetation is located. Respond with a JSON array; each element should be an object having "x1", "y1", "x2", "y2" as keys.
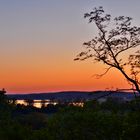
[{"x1": 1, "y1": 91, "x2": 140, "y2": 140}]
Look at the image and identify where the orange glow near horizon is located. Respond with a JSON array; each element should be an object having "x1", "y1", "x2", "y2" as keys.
[
  {"x1": 0, "y1": 40, "x2": 132, "y2": 94},
  {"x1": 2, "y1": 62, "x2": 131, "y2": 94}
]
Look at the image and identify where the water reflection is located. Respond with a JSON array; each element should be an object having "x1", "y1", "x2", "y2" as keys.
[{"x1": 16, "y1": 99, "x2": 58, "y2": 108}]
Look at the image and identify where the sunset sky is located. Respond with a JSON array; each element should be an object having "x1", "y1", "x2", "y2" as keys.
[{"x1": 1, "y1": 0, "x2": 140, "y2": 94}]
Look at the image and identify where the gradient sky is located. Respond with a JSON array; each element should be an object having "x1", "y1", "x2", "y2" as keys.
[{"x1": 1, "y1": 0, "x2": 140, "y2": 94}]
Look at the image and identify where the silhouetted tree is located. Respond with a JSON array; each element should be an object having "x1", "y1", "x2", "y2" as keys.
[
  {"x1": 0, "y1": 88, "x2": 6, "y2": 95},
  {"x1": 0, "y1": 88, "x2": 7, "y2": 103},
  {"x1": 24, "y1": 99, "x2": 34, "y2": 107},
  {"x1": 41, "y1": 100, "x2": 46, "y2": 108},
  {"x1": 75, "y1": 7, "x2": 140, "y2": 93}
]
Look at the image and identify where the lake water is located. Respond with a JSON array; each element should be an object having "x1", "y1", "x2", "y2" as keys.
[
  {"x1": 16, "y1": 99, "x2": 58, "y2": 108},
  {"x1": 16, "y1": 99, "x2": 84, "y2": 108}
]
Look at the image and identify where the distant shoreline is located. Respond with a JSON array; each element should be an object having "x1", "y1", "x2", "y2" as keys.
[{"x1": 7, "y1": 91, "x2": 137, "y2": 101}]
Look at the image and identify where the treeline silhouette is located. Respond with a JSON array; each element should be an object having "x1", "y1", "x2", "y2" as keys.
[{"x1": 1, "y1": 89, "x2": 140, "y2": 139}]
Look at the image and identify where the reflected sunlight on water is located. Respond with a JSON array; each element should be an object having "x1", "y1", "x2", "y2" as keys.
[
  {"x1": 16, "y1": 100, "x2": 28, "y2": 106},
  {"x1": 16, "y1": 99, "x2": 58, "y2": 108},
  {"x1": 16, "y1": 99, "x2": 84, "y2": 108}
]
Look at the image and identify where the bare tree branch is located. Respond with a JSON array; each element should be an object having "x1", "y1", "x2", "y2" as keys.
[
  {"x1": 75, "y1": 7, "x2": 140, "y2": 94},
  {"x1": 92, "y1": 66, "x2": 112, "y2": 79}
]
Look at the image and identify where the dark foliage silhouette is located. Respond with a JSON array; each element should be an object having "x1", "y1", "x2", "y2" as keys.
[{"x1": 75, "y1": 7, "x2": 140, "y2": 94}]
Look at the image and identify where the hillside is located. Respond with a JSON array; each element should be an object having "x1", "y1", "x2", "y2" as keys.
[{"x1": 7, "y1": 91, "x2": 137, "y2": 101}]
